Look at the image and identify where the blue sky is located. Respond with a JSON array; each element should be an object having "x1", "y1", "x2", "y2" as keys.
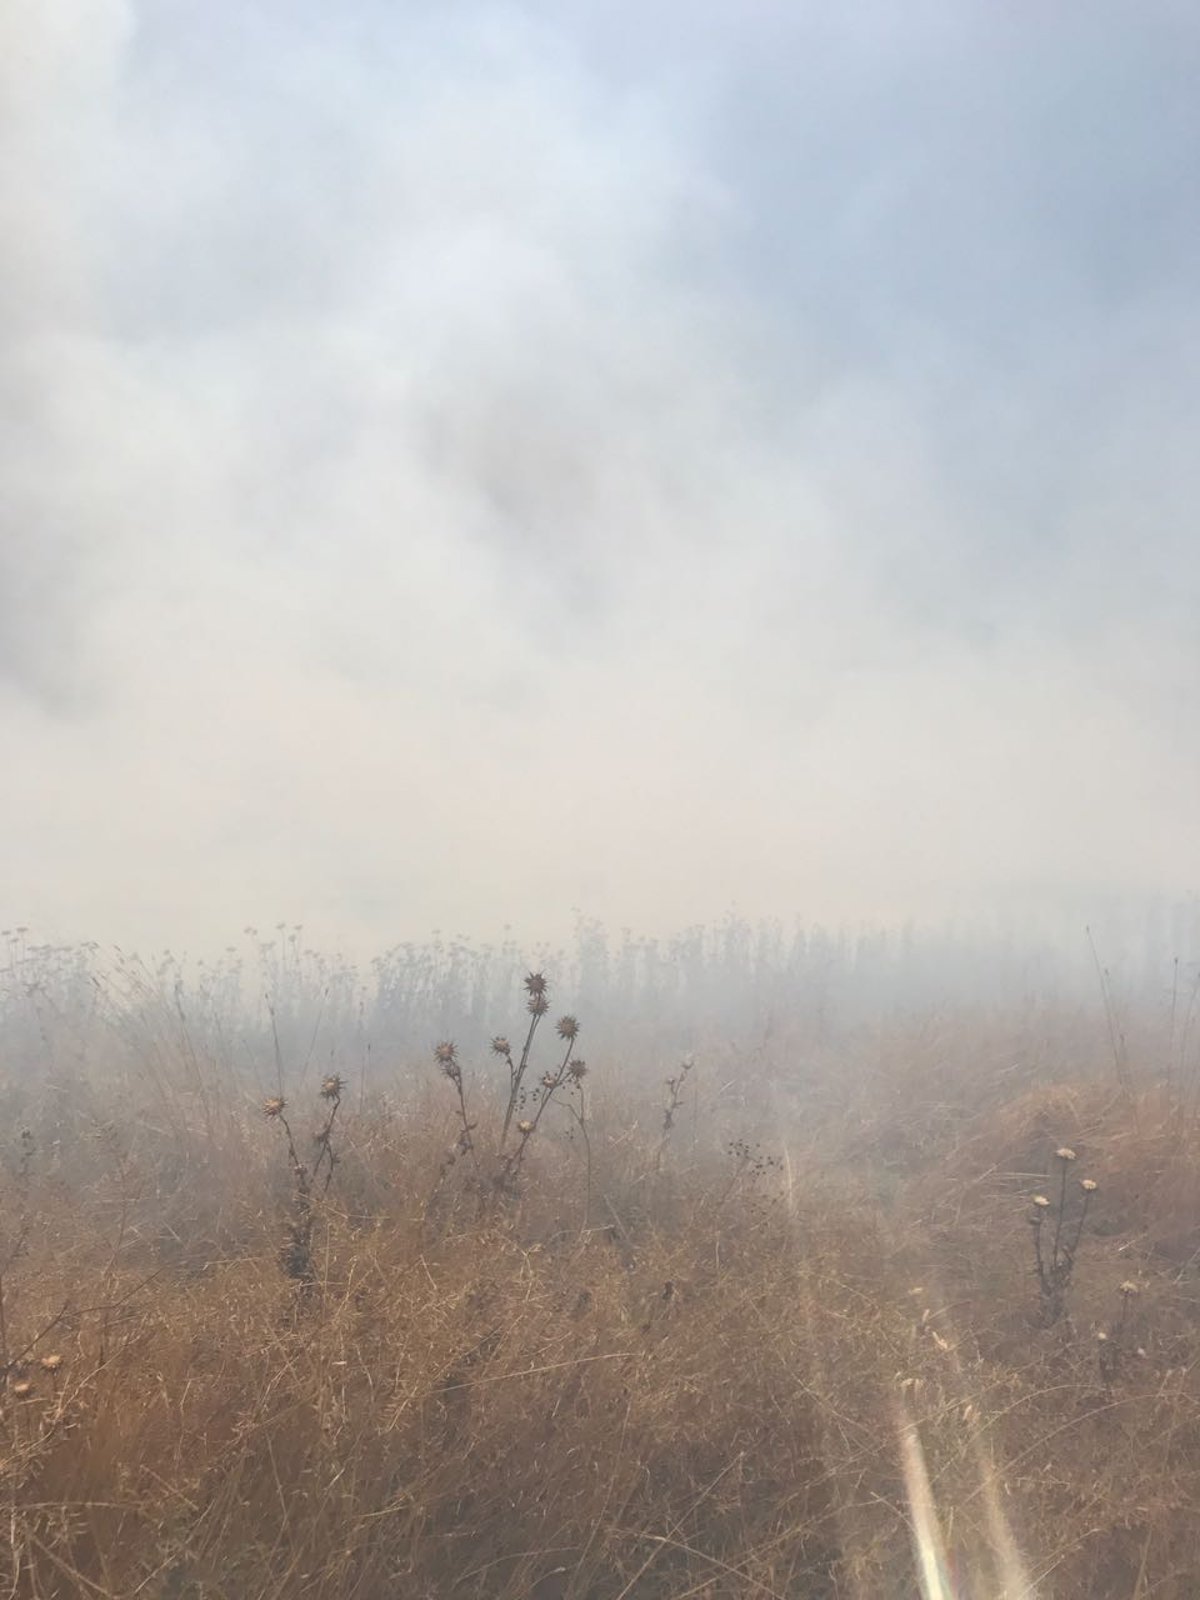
[{"x1": 2, "y1": 1, "x2": 1198, "y2": 954}]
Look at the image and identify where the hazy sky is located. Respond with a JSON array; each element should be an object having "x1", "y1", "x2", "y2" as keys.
[{"x1": 3, "y1": 0, "x2": 1199, "y2": 957}]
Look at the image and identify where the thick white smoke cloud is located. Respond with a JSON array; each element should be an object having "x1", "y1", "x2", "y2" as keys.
[{"x1": 2, "y1": 1, "x2": 1198, "y2": 957}]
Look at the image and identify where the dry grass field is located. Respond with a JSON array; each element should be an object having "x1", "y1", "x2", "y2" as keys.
[{"x1": 3, "y1": 936, "x2": 1200, "y2": 1598}]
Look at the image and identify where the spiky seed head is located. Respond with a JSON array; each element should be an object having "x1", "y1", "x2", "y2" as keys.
[
  {"x1": 1055, "y1": 1146, "x2": 1077, "y2": 1162},
  {"x1": 527, "y1": 994, "x2": 549, "y2": 1016},
  {"x1": 523, "y1": 972, "x2": 548, "y2": 999},
  {"x1": 540, "y1": 1072, "x2": 557, "y2": 1089},
  {"x1": 1032, "y1": 1194, "x2": 1051, "y2": 1209},
  {"x1": 1121, "y1": 1280, "x2": 1140, "y2": 1297},
  {"x1": 1080, "y1": 1177, "x2": 1098, "y2": 1192},
  {"x1": 568, "y1": 1059, "x2": 588, "y2": 1081},
  {"x1": 556, "y1": 1015, "x2": 579, "y2": 1041},
  {"x1": 38, "y1": 1354, "x2": 64, "y2": 1372},
  {"x1": 516, "y1": 1119, "x2": 534, "y2": 1135},
  {"x1": 319, "y1": 1074, "x2": 344, "y2": 1101},
  {"x1": 491, "y1": 1035, "x2": 511, "y2": 1056},
  {"x1": 262, "y1": 1096, "x2": 286, "y2": 1119},
  {"x1": 434, "y1": 1042, "x2": 461, "y2": 1080}
]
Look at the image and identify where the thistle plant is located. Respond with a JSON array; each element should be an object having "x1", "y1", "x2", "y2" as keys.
[
  {"x1": 435, "y1": 1042, "x2": 478, "y2": 1173},
  {"x1": 498, "y1": 972, "x2": 551, "y2": 1147},
  {"x1": 432, "y1": 975, "x2": 588, "y2": 1212},
  {"x1": 1029, "y1": 1148, "x2": 1097, "y2": 1326},
  {"x1": 1098, "y1": 1279, "x2": 1142, "y2": 1386},
  {"x1": 264, "y1": 1074, "x2": 344, "y2": 1290},
  {"x1": 496, "y1": 1012, "x2": 580, "y2": 1197},
  {"x1": 654, "y1": 1055, "x2": 694, "y2": 1176},
  {"x1": 560, "y1": 1055, "x2": 592, "y2": 1228}
]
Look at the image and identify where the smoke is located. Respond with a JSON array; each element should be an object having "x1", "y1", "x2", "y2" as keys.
[
  {"x1": 0, "y1": 1, "x2": 133, "y2": 700},
  {"x1": 2, "y1": 1, "x2": 1199, "y2": 955}
]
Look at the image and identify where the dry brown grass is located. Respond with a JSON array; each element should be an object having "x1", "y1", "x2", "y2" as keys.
[{"x1": 3, "y1": 994, "x2": 1200, "y2": 1597}]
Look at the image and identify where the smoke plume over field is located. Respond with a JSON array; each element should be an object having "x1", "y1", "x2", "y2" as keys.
[{"x1": 3, "y1": 2, "x2": 1199, "y2": 959}]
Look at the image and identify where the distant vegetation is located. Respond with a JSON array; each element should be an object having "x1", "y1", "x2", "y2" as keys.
[{"x1": 2, "y1": 918, "x2": 1200, "y2": 1597}]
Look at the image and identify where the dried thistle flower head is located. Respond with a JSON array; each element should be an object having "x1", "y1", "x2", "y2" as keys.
[
  {"x1": 1080, "y1": 1177, "x2": 1098, "y2": 1193},
  {"x1": 1055, "y1": 1146, "x2": 1077, "y2": 1162},
  {"x1": 523, "y1": 972, "x2": 548, "y2": 999},
  {"x1": 262, "y1": 1096, "x2": 286, "y2": 1119},
  {"x1": 540, "y1": 1072, "x2": 557, "y2": 1090},
  {"x1": 434, "y1": 1042, "x2": 461, "y2": 1080},
  {"x1": 556, "y1": 1015, "x2": 580, "y2": 1041},
  {"x1": 490, "y1": 1035, "x2": 511, "y2": 1056},
  {"x1": 1032, "y1": 1194, "x2": 1051, "y2": 1209},
  {"x1": 568, "y1": 1059, "x2": 588, "y2": 1081},
  {"x1": 516, "y1": 1119, "x2": 534, "y2": 1135},
  {"x1": 38, "y1": 1354, "x2": 64, "y2": 1373},
  {"x1": 319, "y1": 1074, "x2": 344, "y2": 1101},
  {"x1": 527, "y1": 993, "x2": 549, "y2": 1016},
  {"x1": 1120, "y1": 1280, "x2": 1140, "y2": 1297}
]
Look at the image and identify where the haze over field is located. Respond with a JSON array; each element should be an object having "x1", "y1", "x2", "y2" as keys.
[{"x1": 3, "y1": 1, "x2": 1199, "y2": 957}]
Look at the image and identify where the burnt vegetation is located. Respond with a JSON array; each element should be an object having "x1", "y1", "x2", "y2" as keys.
[{"x1": 2, "y1": 925, "x2": 1200, "y2": 1598}]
